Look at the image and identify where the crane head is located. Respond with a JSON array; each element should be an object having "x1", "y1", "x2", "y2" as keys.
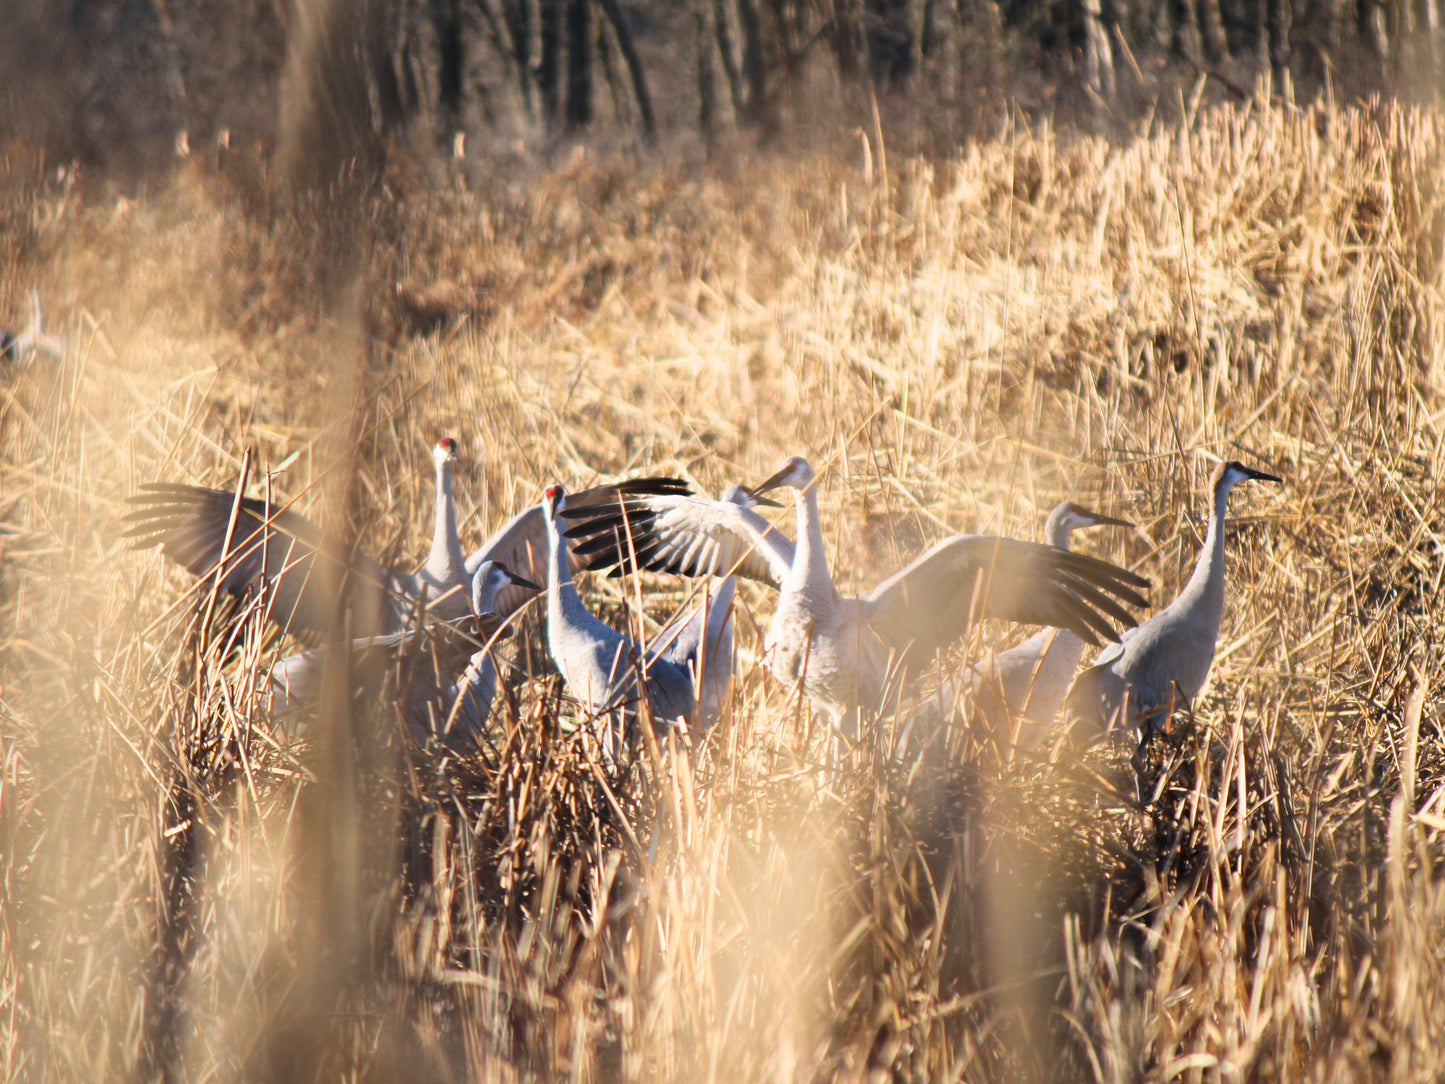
[
  {"x1": 471, "y1": 559, "x2": 541, "y2": 617},
  {"x1": 471, "y1": 560, "x2": 497, "y2": 612},
  {"x1": 752, "y1": 455, "x2": 815, "y2": 497},
  {"x1": 1050, "y1": 501, "x2": 1133, "y2": 535},
  {"x1": 543, "y1": 484, "x2": 567, "y2": 519},
  {"x1": 720, "y1": 482, "x2": 782, "y2": 508},
  {"x1": 433, "y1": 436, "x2": 459, "y2": 467},
  {"x1": 493, "y1": 560, "x2": 539, "y2": 592},
  {"x1": 1212, "y1": 460, "x2": 1282, "y2": 493}
]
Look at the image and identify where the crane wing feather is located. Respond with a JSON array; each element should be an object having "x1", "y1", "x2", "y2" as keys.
[
  {"x1": 562, "y1": 492, "x2": 794, "y2": 586},
  {"x1": 464, "y1": 478, "x2": 691, "y2": 623},
  {"x1": 861, "y1": 535, "x2": 1148, "y2": 666},
  {"x1": 124, "y1": 483, "x2": 401, "y2": 643}
]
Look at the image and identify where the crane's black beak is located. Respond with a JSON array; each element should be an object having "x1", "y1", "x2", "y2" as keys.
[
  {"x1": 507, "y1": 572, "x2": 541, "y2": 592},
  {"x1": 1084, "y1": 510, "x2": 1134, "y2": 528},
  {"x1": 751, "y1": 465, "x2": 793, "y2": 497},
  {"x1": 1242, "y1": 466, "x2": 1283, "y2": 483},
  {"x1": 738, "y1": 484, "x2": 782, "y2": 508}
]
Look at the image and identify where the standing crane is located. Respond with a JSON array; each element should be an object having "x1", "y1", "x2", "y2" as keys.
[
  {"x1": 1065, "y1": 460, "x2": 1281, "y2": 737},
  {"x1": 563, "y1": 456, "x2": 1150, "y2": 743},
  {"x1": 967, "y1": 501, "x2": 1133, "y2": 746},
  {"x1": 541, "y1": 483, "x2": 736, "y2": 754}
]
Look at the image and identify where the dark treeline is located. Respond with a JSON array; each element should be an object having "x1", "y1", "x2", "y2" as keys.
[{"x1": 3, "y1": 0, "x2": 1441, "y2": 179}]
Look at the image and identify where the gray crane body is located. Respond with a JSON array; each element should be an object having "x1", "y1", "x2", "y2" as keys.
[
  {"x1": 762, "y1": 477, "x2": 880, "y2": 730},
  {"x1": 1067, "y1": 461, "x2": 1280, "y2": 736}
]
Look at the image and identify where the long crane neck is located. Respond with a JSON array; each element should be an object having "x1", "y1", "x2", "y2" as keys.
[
  {"x1": 788, "y1": 483, "x2": 840, "y2": 603},
  {"x1": 1044, "y1": 518, "x2": 1074, "y2": 551},
  {"x1": 426, "y1": 458, "x2": 464, "y2": 579},
  {"x1": 1178, "y1": 476, "x2": 1235, "y2": 618},
  {"x1": 545, "y1": 508, "x2": 607, "y2": 634},
  {"x1": 546, "y1": 511, "x2": 578, "y2": 624}
]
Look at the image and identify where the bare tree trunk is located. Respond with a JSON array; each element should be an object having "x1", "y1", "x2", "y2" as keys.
[
  {"x1": 833, "y1": 0, "x2": 866, "y2": 79},
  {"x1": 564, "y1": 0, "x2": 593, "y2": 130},
  {"x1": 1198, "y1": 0, "x2": 1229, "y2": 60},
  {"x1": 596, "y1": 12, "x2": 626, "y2": 125},
  {"x1": 1172, "y1": 0, "x2": 1203, "y2": 58},
  {"x1": 715, "y1": 0, "x2": 746, "y2": 119},
  {"x1": 1311, "y1": 0, "x2": 1347, "y2": 62},
  {"x1": 738, "y1": 0, "x2": 770, "y2": 130},
  {"x1": 695, "y1": 0, "x2": 720, "y2": 136},
  {"x1": 867, "y1": 0, "x2": 919, "y2": 84},
  {"x1": 1413, "y1": 0, "x2": 1438, "y2": 83},
  {"x1": 1265, "y1": 0, "x2": 1290, "y2": 78},
  {"x1": 476, "y1": 0, "x2": 535, "y2": 124},
  {"x1": 432, "y1": 0, "x2": 464, "y2": 121},
  {"x1": 1080, "y1": 0, "x2": 1116, "y2": 96},
  {"x1": 1359, "y1": 0, "x2": 1391, "y2": 59},
  {"x1": 398, "y1": 9, "x2": 427, "y2": 122},
  {"x1": 536, "y1": 0, "x2": 563, "y2": 125},
  {"x1": 1217, "y1": 0, "x2": 1248, "y2": 53},
  {"x1": 364, "y1": 0, "x2": 409, "y2": 138},
  {"x1": 280, "y1": 0, "x2": 401, "y2": 192},
  {"x1": 920, "y1": 0, "x2": 939, "y2": 56},
  {"x1": 596, "y1": 0, "x2": 657, "y2": 142}
]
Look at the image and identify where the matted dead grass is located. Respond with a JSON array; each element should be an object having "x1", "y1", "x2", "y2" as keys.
[{"x1": 4, "y1": 91, "x2": 1445, "y2": 1082}]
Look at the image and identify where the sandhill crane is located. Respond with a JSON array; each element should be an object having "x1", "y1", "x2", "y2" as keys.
[
  {"x1": 417, "y1": 436, "x2": 468, "y2": 617},
  {"x1": 967, "y1": 501, "x2": 1133, "y2": 745},
  {"x1": 563, "y1": 456, "x2": 1150, "y2": 741},
  {"x1": 269, "y1": 561, "x2": 538, "y2": 748},
  {"x1": 126, "y1": 437, "x2": 472, "y2": 642},
  {"x1": 1, "y1": 290, "x2": 64, "y2": 367},
  {"x1": 541, "y1": 484, "x2": 735, "y2": 753},
  {"x1": 1065, "y1": 460, "x2": 1281, "y2": 737}
]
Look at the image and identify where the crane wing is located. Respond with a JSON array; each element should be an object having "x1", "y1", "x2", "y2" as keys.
[
  {"x1": 464, "y1": 477, "x2": 692, "y2": 623},
  {"x1": 124, "y1": 483, "x2": 403, "y2": 643},
  {"x1": 561, "y1": 490, "x2": 795, "y2": 586},
  {"x1": 861, "y1": 535, "x2": 1149, "y2": 667}
]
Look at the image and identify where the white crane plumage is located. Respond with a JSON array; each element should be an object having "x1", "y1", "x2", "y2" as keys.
[
  {"x1": 967, "y1": 501, "x2": 1133, "y2": 745},
  {"x1": 1065, "y1": 460, "x2": 1281, "y2": 737},
  {"x1": 563, "y1": 456, "x2": 1150, "y2": 738}
]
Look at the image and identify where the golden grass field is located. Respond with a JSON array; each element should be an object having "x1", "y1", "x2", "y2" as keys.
[{"x1": 4, "y1": 92, "x2": 1445, "y2": 1081}]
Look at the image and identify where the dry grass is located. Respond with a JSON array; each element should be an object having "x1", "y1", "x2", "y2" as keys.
[{"x1": 4, "y1": 91, "x2": 1445, "y2": 1082}]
